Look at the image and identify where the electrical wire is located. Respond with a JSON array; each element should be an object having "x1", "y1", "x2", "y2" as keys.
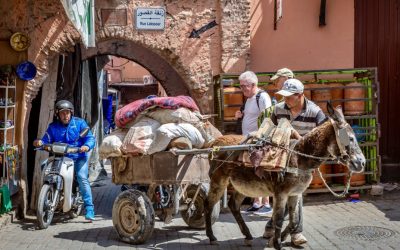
[{"x1": 106, "y1": 59, "x2": 131, "y2": 68}]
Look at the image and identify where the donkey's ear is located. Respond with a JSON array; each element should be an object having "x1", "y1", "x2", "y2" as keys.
[
  {"x1": 327, "y1": 101, "x2": 335, "y2": 116},
  {"x1": 335, "y1": 105, "x2": 344, "y2": 115},
  {"x1": 334, "y1": 105, "x2": 346, "y2": 123},
  {"x1": 328, "y1": 103, "x2": 346, "y2": 123}
]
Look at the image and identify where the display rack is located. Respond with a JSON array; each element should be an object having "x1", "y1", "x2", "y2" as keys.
[
  {"x1": 215, "y1": 68, "x2": 380, "y2": 192},
  {"x1": 0, "y1": 77, "x2": 18, "y2": 195}
]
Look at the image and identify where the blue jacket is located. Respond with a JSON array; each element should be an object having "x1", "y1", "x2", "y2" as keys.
[{"x1": 41, "y1": 117, "x2": 95, "y2": 159}]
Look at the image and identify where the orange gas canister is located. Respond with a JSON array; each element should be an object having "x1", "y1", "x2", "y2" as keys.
[
  {"x1": 333, "y1": 164, "x2": 366, "y2": 187},
  {"x1": 309, "y1": 164, "x2": 332, "y2": 189},
  {"x1": 223, "y1": 87, "x2": 243, "y2": 121},
  {"x1": 329, "y1": 83, "x2": 344, "y2": 108},
  {"x1": 344, "y1": 82, "x2": 365, "y2": 115},
  {"x1": 310, "y1": 84, "x2": 332, "y2": 113}
]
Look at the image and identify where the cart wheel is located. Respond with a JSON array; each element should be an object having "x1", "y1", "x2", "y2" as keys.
[
  {"x1": 181, "y1": 183, "x2": 220, "y2": 229},
  {"x1": 112, "y1": 189, "x2": 155, "y2": 244}
]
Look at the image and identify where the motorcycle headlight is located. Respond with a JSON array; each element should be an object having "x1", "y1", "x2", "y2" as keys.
[{"x1": 52, "y1": 144, "x2": 68, "y2": 154}]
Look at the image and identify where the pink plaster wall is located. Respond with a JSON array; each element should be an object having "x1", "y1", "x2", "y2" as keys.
[
  {"x1": 103, "y1": 56, "x2": 152, "y2": 83},
  {"x1": 250, "y1": 0, "x2": 354, "y2": 72}
]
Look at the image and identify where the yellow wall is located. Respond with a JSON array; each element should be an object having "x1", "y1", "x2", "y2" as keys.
[{"x1": 250, "y1": 0, "x2": 354, "y2": 72}]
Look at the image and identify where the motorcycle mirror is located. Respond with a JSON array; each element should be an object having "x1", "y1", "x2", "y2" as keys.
[{"x1": 79, "y1": 128, "x2": 90, "y2": 138}]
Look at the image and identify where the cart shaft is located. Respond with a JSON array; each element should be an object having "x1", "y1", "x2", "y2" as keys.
[{"x1": 172, "y1": 144, "x2": 258, "y2": 155}]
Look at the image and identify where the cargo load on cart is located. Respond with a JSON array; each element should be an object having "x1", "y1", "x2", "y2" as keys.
[{"x1": 99, "y1": 95, "x2": 222, "y2": 159}]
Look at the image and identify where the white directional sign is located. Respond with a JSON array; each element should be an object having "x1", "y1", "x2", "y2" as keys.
[{"x1": 135, "y1": 7, "x2": 165, "y2": 30}]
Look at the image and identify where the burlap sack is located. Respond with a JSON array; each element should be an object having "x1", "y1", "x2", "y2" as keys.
[
  {"x1": 240, "y1": 118, "x2": 292, "y2": 170},
  {"x1": 99, "y1": 129, "x2": 128, "y2": 159},
  {"x1": 121, "y1": 117, "x2": 160, "y2": 155}
]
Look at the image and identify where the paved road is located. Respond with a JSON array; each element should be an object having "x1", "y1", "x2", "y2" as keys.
[{"x1": 1, "y1": 169, "x2": 400, "y2": 250}]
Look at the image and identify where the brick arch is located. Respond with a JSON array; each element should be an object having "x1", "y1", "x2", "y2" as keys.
[{"x1": 81, "y1": 39, "x2": 191, "y2": 98}]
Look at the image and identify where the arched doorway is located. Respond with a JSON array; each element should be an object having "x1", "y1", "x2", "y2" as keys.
[{"x1": 81, "y1": 39, "x2": 192, "y2": 100}]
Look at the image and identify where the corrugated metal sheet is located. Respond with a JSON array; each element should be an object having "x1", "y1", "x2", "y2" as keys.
[{"x1": 355, "y1": 0, "x2": 400, "y2": 163}]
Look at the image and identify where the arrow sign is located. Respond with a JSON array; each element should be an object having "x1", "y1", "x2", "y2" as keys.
[{"x1": 189, "y1": 20, "x2": 218, "y2": 38}]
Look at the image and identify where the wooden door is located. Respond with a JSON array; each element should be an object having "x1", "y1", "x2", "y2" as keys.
[{"x1": 355, "y1": 0, "x2": 400, "y2": 165}]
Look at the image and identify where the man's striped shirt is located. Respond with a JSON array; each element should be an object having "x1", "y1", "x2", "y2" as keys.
[{"x1": 271, "y1": 98, "x2": 326, "y2": 136}]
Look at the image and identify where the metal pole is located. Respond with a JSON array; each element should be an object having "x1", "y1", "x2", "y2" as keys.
[
  {"x1": 172, "y1": 144, "x2": 259, "y2": 155},
  {"x1": 223, "y1": 188, "x2": 228, "y2": 209}
]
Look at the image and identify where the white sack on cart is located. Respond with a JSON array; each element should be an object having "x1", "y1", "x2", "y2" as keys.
[
  {"x1": 146, "y1": 107, "x2": 201, "y2": 124},
  {"x1": 147, "y1": 123, "x2": 205, "y2": 155},
  {"x1": 99, "y1": 129, "x2": 128, "y2": 159},
  {"x1": 122, "y1": 117, "x2": 161, "y2": 155},
  {"x1": 146, "y1": 107, "x2": 220, "y2": 147}
]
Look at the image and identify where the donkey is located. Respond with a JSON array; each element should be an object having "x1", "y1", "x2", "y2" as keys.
[{"x1": 204, "y1": 104, "x2": 366, "y2": 249}]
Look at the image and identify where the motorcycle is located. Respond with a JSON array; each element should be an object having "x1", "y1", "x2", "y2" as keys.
[{"x1": 36, "y1": 128, "x2": 89, "y2": 229}]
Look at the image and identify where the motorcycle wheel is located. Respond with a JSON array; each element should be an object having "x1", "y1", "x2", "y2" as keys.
[{"x1": 37, "y1": 184, "x2": 56, "y2": 229}]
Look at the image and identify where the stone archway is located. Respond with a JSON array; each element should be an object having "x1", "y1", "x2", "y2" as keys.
[{"x1": 81, "y1": 39, "x2": 191, "y2": 98}]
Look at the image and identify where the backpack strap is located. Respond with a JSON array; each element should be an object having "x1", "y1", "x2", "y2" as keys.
[
  {"x1": 255, "y1": 90, "x2": 266, "y2": 110},
  {"x1": 239, "y1": 89, "x2": 265, "y2": 113}
]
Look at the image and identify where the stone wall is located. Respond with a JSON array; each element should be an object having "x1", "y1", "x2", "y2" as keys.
[
  {"x1": 0, "y1": 0, "x2": 251, "y2": 109},
  {"x1": 220, "y1": 0, "x2": 251, "y2": 73}
]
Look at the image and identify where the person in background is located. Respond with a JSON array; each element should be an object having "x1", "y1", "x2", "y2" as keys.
[
  {"x1": 264, "y1": 78, "x2": 326, "y2": 246},
  {"x1": 270, "y1": 67, "x2": 295, "y2": 104},
  {"x1": 33, "y1": 100, "x2": 96, "y2": 221},
  {"x1": 102, "y1": 94, "x2": 114, "y2": 135},
  {"x1": 234, "y1": 71, "x2": 273, "y2": 215},
  {"x1": 258, "y1": 67, "x2": 295, "y2": 125}
]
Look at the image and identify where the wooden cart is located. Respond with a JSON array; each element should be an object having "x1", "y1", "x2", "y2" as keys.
[{"x1": 110, "y1": 151, "x2": 220, "y2": 244}]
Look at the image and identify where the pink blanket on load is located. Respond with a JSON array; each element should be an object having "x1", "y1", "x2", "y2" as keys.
[{"x1": 115, "y1": 96, "x2": 200, "y2": 128}]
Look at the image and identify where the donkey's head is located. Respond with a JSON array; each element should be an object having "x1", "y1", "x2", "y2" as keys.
[{"x1": 326, "y1": 102, "x2": 366, "y2": 173}]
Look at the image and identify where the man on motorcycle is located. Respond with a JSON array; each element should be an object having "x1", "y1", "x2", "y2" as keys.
[{"x1": 33, "y1": 100, "x2": 96, "y2": 221}]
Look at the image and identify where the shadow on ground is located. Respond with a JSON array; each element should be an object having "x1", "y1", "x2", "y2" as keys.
[
  {"x1": 53, "y1": 225, "x2": 207, "y2": 248},
  {"x1": 16, "y1": 215, "x2": 96, "y2": 231},
  {"x1": 52, "y1": 225, "x2": 299, "y2": 249}
]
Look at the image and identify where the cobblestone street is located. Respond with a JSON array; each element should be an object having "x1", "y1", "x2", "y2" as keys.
[{"x1": 1, "y1": 167, "x2": 400, "y2": 250}]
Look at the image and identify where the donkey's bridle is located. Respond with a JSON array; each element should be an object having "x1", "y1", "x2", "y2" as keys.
[
  {"x1": 280, "y1": 118, "x2": 355, "y2": 197},
  {"x1": 270, "y1": 118, "x2": 353, "y2": 165},
  {"x1": 329, "y1": 118, "x2": 353, "y2": 165},
  {"x1": 314, "y1": 118, "x2": 355, "y2": 197}
]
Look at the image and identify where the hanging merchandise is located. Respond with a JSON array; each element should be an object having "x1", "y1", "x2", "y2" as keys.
[
  {"x1": 0, "y1": 154, "x2": 4, "y2": 185},
  {"x1": 6, "y1": 146, "x2": 18, "y2": 190},
  {"x1": 0, "y1": 64, "x2": 14, "y2": 85},
  {"x1": 0, "y1": 184, "x2": 12, "y2": 214},
  {"x1": 16, "y1": 61, "x2": 37, "y2": 81},
  {"x1": 9, "y1": 32, "x2": 31, "y2": 52}
]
